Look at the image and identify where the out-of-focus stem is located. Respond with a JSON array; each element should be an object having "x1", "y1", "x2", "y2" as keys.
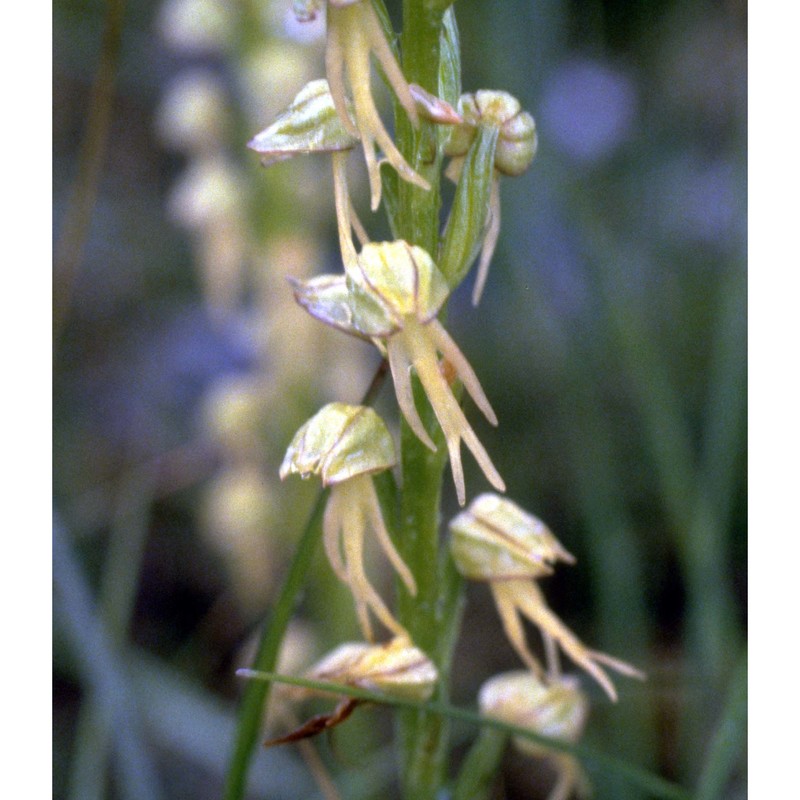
[{"x1": 53, "y1": 0, "x2": 126, "y2": 351}]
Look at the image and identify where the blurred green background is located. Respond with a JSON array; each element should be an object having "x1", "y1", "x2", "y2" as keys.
[{"x1": 53, "y1": 1, "x2": 746, "y2": 798}]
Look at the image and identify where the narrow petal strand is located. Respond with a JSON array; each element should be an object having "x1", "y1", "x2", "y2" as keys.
[
  {"x1": 323, "y1": 488, "x2": 349, "y2": 583},
  {"x1": 398, "y1": 318, "x2": 504, "y2": 504},
  {"x1": 472, "y1": 175, "x2": 501, "y2": 306},
  {"x1": 325, "y1": 15, "x2": 359, "y2": 137},
  {"x1": 364, "y1": 481, "x2": 416, "y2": 595},
  {"x1": 489, "y1": 581, "x2": 545, "y2": 677},
  {"x1": 426, "y1": 318, "x2": 498, "y2": 426},
  {"x1": 512, "y1": 580, "x2": 644, "y2": 702},
  {"x1": 387, "y1": 337, "x2": 437, "y2": 452},
  {"x1": 342, "y1": 511, "x2": 408, "y2": 640},
  {"x1": 361, "y1": 1, "x2": 418, "y2": 127}
]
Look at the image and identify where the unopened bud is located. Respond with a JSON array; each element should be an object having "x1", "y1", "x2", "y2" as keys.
[
  {"x1": 409, "y1": 84, "x2": 463, "y2": 125},
  {"x1": 446, "y1": 90, "x2": 538, "y2": 177}
]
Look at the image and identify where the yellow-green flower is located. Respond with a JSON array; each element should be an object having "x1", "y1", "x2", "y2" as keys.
[
  {"x1": 325, "y1": 0, "x2": 429, "y2": 209},
  {"x1": 302, "y1": 635, "x2": 438, "y2": 701},
  {"x1": 450, "y1": 494, "x2": 644, "y2": 701},
  {"x1": 280, "y1": 402, "x2": 415, "y2": 641},
  {"x1": 479, "y1": 670, "x2": 591, "y2": 800},
  {"x1": 290, "y1": 241, "x2": 506, "y2": 506},
  {"x1": 263, "y1": 635, "x2": 438, "y2": 745}
]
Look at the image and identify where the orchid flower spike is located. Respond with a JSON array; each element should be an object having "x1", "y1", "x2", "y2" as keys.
[
  {"x1": 264, "y1": 636, "x2": 438, "y2": 746},
  {"x1": 479, "y1": 671, "x2": 591, "y2": 800},
  {"x1": 445, "y1": 90, "x2": 538, "y2": 305},
  {"x1": 289, "y1": 241, "x2": 506, "y2": 506},
  {"x1": 280, "y1": 402, "x2": 415, "y2": 641},
  {"x1": 449, "y1": 494, "x2": 645, "y2": 701},
  {"x1": 324, "y1": 0, "x2": 429, "y2": 209}
]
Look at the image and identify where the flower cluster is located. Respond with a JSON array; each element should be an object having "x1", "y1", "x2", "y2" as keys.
[
  {"x1": 240, "y1": 4, "x2": 643, "y2": 796},
  {"x1": 450, "y1": 494, "x2": 645, "y2": 701}
]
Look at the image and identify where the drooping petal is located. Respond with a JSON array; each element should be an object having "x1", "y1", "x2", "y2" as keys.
[
  {"x1": 340, "y1": 482, "x2": 409, "y2": 641},
  {"x1": 332, "y1": 151, "x2": 359, "y2": 269},
  {"x1": 324, "y1": 477, "x2": 413, "y2": 642},
  {"x1": 494, "y1": 579, "x2": 645, "y2": 702},
  {"x1": 387, "y1": 336, "x2": 437, "y2": 452},
  {"x1": 326, "y1": 1, "x2": 429, "y2": 210},
  {"x1": 324, "y1": 12, "x2": 359, "y2": 137},
  {"x1": 360, "y1": 1, "x2": 418, "y2": 127},
  {"x1": 472, "y1": 175, "x2": 501, "y2": 306},
  {"x1": 425, "y1": 318, "x2": 497, "y2": 425},
  {"x1": 322, "y1": 483, "x2": 349, "y2": 583},
  {"x1": 489, "y1": 580, "x2": 546, "y2": 677},
  {"x1": 362, "y1": 472, "x2": 417, "y2": 595},
  {"x1": 398, "y1": 319, "x2": 505, "y2": 505}
]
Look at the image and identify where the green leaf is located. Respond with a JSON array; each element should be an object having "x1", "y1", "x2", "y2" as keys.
[
  {"x1": 695, "y1": 651, "x2": 747, "y2": 800},
  {"x1": 452, "y1": 727, "x2": 508, "y2": 800},
  {"x1": 438, "y1": 6, "x2": 461, "y2": 111},
  {"x1": 439, "y1": 125, "x2": 499, "y2": 288},
  {"x1": 426, "y1": 0, "x2": 456, "y2": 11}
]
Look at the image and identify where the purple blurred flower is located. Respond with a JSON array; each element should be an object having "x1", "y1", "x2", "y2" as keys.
[{"x1": 540, "y1": 58, "x2": 637, "y2": 164}]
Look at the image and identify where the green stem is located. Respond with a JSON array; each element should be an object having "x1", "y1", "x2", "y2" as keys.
[
  {"x1": 393, "y1": 3, "x2": 461, "y2": 798},
  {"x1": 452, "y1": 728, "x2": 508, "y2": 800},
  {"x1": 53, "y1": 0, "x2": 126, "y2": 351},
  {"x1": 397, "y1": 0, "x2": 444, "y2": 252}
]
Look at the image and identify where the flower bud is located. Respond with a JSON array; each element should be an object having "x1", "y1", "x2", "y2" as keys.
[
  {"x1": 479, "y1": 671, "x2": 589, "y2": 757},
  {"x1": 449, "y1": 493, "x2": 575, "y2": 581},
  {"x1": 408, "y1": 84, "x2": 463, "y2": 126},
  {"x1": 445, "y1": 90, "x2": 538, "y2": 177},
  {"x1": 306, "y1": 636, "x2": 438, "y2": 702},
  {"x1": 280, "y1": 403, "x2": 396, "y2": 487},
  {"x1": 248, "y1": 79, "x2": 358, "y2": 166}
]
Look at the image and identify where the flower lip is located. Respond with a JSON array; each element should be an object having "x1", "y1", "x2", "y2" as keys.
[{"x1": 280, "y1": 402, "x2": 396, "y2": 487}]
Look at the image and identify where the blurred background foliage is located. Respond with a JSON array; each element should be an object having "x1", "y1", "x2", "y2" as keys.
[{"x1": 53, "y1": 0, "x2": 746, "y2": 798}]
